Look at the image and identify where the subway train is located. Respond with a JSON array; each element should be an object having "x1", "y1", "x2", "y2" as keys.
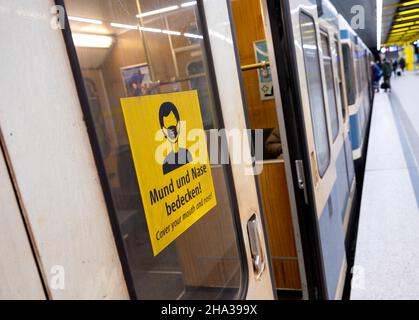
[
  {"x1": 339, "y1": 15, "x2": 375, "y2": 169},
  {"x1": 0, "y1": 0, "x2": 373, "y2": 301}
]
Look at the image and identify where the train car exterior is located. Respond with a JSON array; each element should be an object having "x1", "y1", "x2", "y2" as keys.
[
  {"x1": 339, "y1": 16, "x2": 374, "y2": 163},
  {"x1": 317, "y1": 0, "x2": 357, "y2": 242},
  {"x1": 263, "y1": 0, "x2": 366, "y2": 299}
]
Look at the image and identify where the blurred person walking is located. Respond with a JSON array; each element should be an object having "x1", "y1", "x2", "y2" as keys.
[{"x1": 382, "y1": 59, "x2": 392, "y2": 93}]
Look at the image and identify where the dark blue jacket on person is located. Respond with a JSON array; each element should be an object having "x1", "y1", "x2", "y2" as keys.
[{"x1": 372, "y1": 63, "x2": 381, "y2": 82}]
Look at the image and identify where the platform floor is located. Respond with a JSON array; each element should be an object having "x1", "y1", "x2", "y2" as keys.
[{"x1": 351, "y1": 71, "x2": 419, "y2": 300}]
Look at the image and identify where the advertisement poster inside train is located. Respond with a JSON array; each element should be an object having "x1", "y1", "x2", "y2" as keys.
[
  {"x1": 121, "y1": 91, "x2": 217, "y2": 256},
  {"x1": 254, "y1": 40, "x2": 274, "y2": 101}
]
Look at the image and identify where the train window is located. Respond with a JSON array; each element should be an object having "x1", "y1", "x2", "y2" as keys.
[
  {"x1": 362, "y1": 52, "x2": 368, "y2": 86},
  {"x1": 356, "y1": 49, "x2": 363, "y2": 95},
  {"x1": 342, "y1": 44, "x2": 356, "y2": 105},
  {"x1": 299, "y1": 13, "x2": 330, "y2": 177},
  {"x1": 320, "y1": 31, "x2": 339, "y2": 141},
  {"x1": 65, "y1": 0, "x2": 245, "y2": 300},
  {"x1": 334, "y1": 37, "x2": 346, "y2": 120}
]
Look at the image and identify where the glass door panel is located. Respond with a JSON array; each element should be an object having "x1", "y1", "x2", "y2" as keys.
[{"x1": 66, "y1": 0, "x2": 246, "y2": 300}]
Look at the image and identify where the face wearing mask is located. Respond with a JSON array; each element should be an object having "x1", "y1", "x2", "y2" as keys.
[
  {"x1": 162, "y1": 112, "x2": 180, "y2": 144},
  {"x1": 166, "y1": 126, "x2": 178, "y2": 141}
]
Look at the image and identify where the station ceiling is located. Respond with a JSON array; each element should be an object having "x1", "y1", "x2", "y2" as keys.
[
  {"x1": 382, "y1": 0, "x2": 419, "y2": 46},
  {"x1": 331, "y1": 0, "x2": 377, "y2": 49}
]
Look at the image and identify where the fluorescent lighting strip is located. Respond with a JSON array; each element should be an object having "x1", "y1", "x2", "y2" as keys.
[
  {"x1": 72, "y1": 33, "x2": 113, "y2": 48},
  {"x1": 110, "y1": 22, "x2": 182, "y2": 36},
  {"x1": 110, "y1": 22, "x2": 138, "y2": 30},
  {"x1": 402, "y1": 0, "x2": 419, "y2": 6},
  {"x1": 137, "y1": 5, "x2": 179, "y2": 18},
  {"x1": 390, "y1": 25, "x2": 419, "y2": 36},
  {"x1": 392, "y1": 22, "x2": 415, "y2": 28},
  {"x1": 162, "y1": 30, "x2": 181, "y2": 36},
  {"x1": 394, "y1": 14, "x2": 419, "y2": 22},
  {"x1": 68, "y1": 16, "x2": 103, "y2": 25},
  {"x1": 377, "y1": 0, "x2": 383, "y2": 49},
  {"x1": 184, "y1": 32, "x2": 203, "y2": 39},
  {"x1": 181, "y1": 1, "x2": 197, "y2": 7},
  {"x1": 139, "y1": 26, "x2": 162, "y2": 33},
  {"x1": 398, "y1": 7, "x2": 419, "y2": 16}
]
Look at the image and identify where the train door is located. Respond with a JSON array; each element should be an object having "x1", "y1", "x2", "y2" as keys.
[
  {"x1": 230, "y1": 0, "x2": 307, "y2": 300},
  {"x1": 262, "y1": 0, "x2": 348, "y2": 299},
  {"x1": 0, "y1": 143, "x2": 45, "y2": 299},
  {"x1": 294, "y1": 9, "x2": 338, "y2": 220},
  {"x1": 60, "y1": 0, "x2": 275, "y2": 299}
]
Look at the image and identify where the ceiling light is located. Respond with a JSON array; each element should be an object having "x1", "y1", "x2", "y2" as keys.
[
  {"x1": 68, "y1": 16, "x2": 103, "y2": 25},
  {"x1": 390, "y1": 27, "x2": 410, "y2": 34},
  {"x1": 137, "y1": 5, "x2": 179, "y2": 18},
  {"x1": 401, "y1": 0, "x2": 419, "y2": 7},
  {"x1": 398, "y1": 7, "x2": 419, "y2": 16},
  {"x1": 392, "y1": 22, "x2": 414, "y2": 28},
  {"x1": 162, "y1": 30, "x2": 181, "y2": 36},
  {"x1": 394, "y1": 14, "x2": 419, "y2": 22},
  {"x1": 139, "y1": 26, "x2": 162, "y2": 33},
  {"x1": 184, "y1": 32, "x2": 203, "y2": 39},
  {"x1": 72, "y1": 33, "x2": 113, "y2": 48},
  {"x1": 181, "y1": 1, "x2": 197, "y2": 7},
  {"x1": 377, "y1": 0, "x2": 383, "y2": 49},
  {"x1": 110, "y1": 23, "x2": 138, "y2": 30}
]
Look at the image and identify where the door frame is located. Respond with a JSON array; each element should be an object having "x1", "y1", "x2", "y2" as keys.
[
  {"x1": 0, "y1": 139, "x2": 47, "y2": 299},
  {"x1": 227, "y1": 0, "x2": 308, "y2": 297},
  {"x1": 57, "y1": 0, "x2": 276, "y2": 300},
  {"x1": 200, "y1": 0, "x2": 276, "y2": 300}
]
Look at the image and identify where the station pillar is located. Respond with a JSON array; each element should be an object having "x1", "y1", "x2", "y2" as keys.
[{"x1": 403, "y1": 44, "x2": 415, "y2": 71}]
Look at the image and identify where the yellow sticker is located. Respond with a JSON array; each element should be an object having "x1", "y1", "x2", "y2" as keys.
[{"x1": 121, "y1": 91, "x2": 217, "y2": 256}]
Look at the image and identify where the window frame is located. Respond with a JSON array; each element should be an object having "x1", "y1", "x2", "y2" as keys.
[
  {"x1": 319, "y1": 29, "x2": 340, "y2": 142},
  {"x1": 56, "y1": 0, "x2": 250, "y2": 300},
  {"x1": 355, "y1": 47, "x2": 363, "y2": 97},
  {"x1": 299, "y1": 11, "x2": 331, "y2": 179},
  {"x1": 342, "y1": 42, "x2": 357, "y2": 106},
  {"x1": 334, "y1": 34, "x2": 347, "y2": 122}
]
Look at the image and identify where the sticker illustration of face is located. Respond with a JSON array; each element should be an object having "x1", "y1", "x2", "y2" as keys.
[
  {"x1": 159, "y1": 102, "x2": 193, "y2": 175},
  {"x1": 162, "y1": 111, "x2": 180, "y2": 144},
  {"x1": 159, "y1": 102, "x2": 180, "y2": 145}
]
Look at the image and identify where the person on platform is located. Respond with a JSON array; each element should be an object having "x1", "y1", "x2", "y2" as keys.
[
  {"x1": 371, "y1": 61, "x2": 381, "y2": 93},
  {"x1": 392, "y1": 58, "x2": 398, "y2": 76},
  {"x1": 399, "y1": 56, "x2": 406, "y2": 74},
  {"x1": 382, "y1": 59, "x2": 392, "y2": 93}
]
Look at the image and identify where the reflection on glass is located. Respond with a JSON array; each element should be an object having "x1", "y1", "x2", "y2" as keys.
[
  {"x1": 335, "y1": 38, "x2": 346, "y2": 120},
  {"x1": 356, "y1": 51, "x2": 363, "y2": 98},
  {"x1": 66, "y1": 0, "x2": 242, "y2": 300},
  {"x1": 300, "y1": 13, "x2": 330, "y2": 177},
  {"x1": 320, "y1": 33, "x2": 339, "y2": 141},
  {"x1": 342, "y1": 44, "x2": 356, "y2": 105}
]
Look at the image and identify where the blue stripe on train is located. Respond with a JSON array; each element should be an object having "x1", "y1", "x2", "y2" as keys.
[
  {"x1": 340, "y1": 29, "x2": 349, "y2": 39},
  {"x1": 345, "y1": 135, "x2": 356, "y2": 186},
  {"x1": 350, "y1": 114, "x2": 361, "y2": 152}
]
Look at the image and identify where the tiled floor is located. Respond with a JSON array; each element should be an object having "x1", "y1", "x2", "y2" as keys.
[{"x1": 351, "y1": 71, "x2": 419, "y2": 300}]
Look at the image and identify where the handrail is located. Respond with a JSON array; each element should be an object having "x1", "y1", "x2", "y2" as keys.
[{"x1": 241, "y1": 61, "x2": 270, "y2": 72}]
